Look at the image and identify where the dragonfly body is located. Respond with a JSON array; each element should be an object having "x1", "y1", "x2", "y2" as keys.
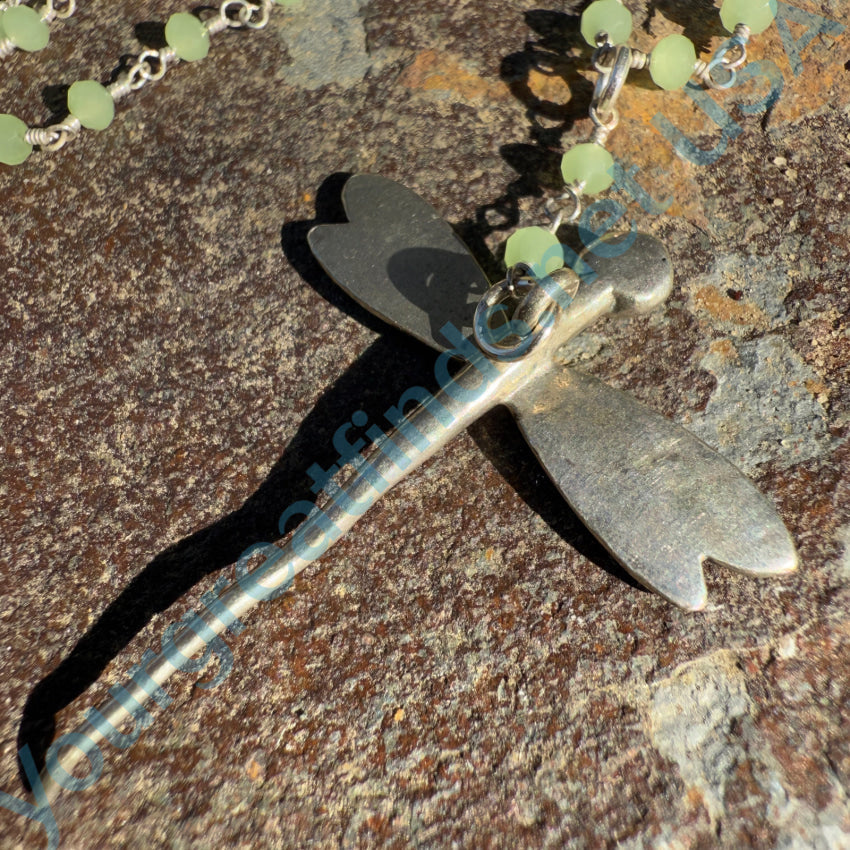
[{"x1": 37, "y1": 175, "x2": 796, "y2": 801}]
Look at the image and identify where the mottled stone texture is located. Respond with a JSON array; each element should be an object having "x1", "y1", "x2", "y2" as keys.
[{"x1": 0, "y1": 1, "x2": 848, "y2": 848}]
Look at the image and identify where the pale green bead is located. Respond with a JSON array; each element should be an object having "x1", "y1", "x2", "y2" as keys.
[
  {"x1": 561, "y1": 143, "x2": 615, "y2": 195},
  {"x1": 720, "y1": 0, "x2": 777, "y2": 34},
  {"x1": 165, "y1": 12, "x2": 210, "y2": 62},
  {"x1": 1, "y1": 5, "x2": 49, "y2": 52},
  {"x1": 0, "y1": 114, "x2": 33, "y2": 166},
  {"x1": 505, "y1": 227, "x2": 565, "y2": 278},
  {"x1": 650, "y1": 34, "x2": 696, "y2": 90},
  {"x1": 580, "y1": 0, "x2": 633, "y2": 46},
  {"x1": 67, "y1": 80, "x2": 115, "y2": 131}
]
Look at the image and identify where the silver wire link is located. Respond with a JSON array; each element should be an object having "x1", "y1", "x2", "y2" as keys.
[
  {"x1": 126, "y1": 48, "x2": 176, "y2": 92},
  {"x1": 694, "y1": 24, "x2": 751, "y2": 89},
  {"x1": 535, "y1": 42, "x2": 632, "y2": 239},
  {"x1": 218, "y1": 0, "x2": 273, "y2": 31},
  {"x1": 25, "y1": 116, "x2": 81, "y2": 151},
  {"x1": 526, "y1": 15, "x2": 764, "y2": 260},
  {"x1": 107, "y1": 47, "x2": 176, "y2": 101},
  {"x1": 545, "y1": 184, "x2": 585, "y2": 231}
]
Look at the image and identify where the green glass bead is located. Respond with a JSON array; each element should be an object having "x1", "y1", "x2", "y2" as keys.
[
  {"x1": 720, "y1": 0, "x2": 777, "y2": 34},
  {"x1": 580, "y1": 0, "x2": 633, "y2": 47},
  {"x1": 67, "y1": 80, "x2": 115, "y2": 131},
  {"x1": 1, "y1": 5, "x2": 49, "y2": 52},
  {"x1": 0, "y1": 114, "x2": 33, "y2": 166},
  {"x1": 650, "y1": 34, "x2": 697, "y2": 90},
  {"x1": 561, "y1": 143, "x2": 615, "y2": 195},
  {"x1": 505, "y1": 227, "x2": 565, "y2": 278},
  {"x1": 164, "y1": 12, "x2": 210, "y2": 62}
]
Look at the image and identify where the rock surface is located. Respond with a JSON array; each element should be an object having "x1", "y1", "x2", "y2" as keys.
[{"x1": 0, "y1": 1, "x2": 848, "y2": 848}]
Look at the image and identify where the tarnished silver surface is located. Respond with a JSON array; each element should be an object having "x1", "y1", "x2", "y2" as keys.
[
  {"x1": 40, "y1": 175, "x2": 797, "y2": 801},
  {"x1": 308, "y1": 174, "x2": 797, "y2": 611},
  {"x1": 510, "y1": 370, "x2": 798, "y2": 609},
  {"x1": 307, "y1": 174, "x2": 489, "y2": 349}
]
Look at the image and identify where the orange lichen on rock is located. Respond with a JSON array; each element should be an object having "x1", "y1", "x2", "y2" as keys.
[
  {"x1": 400, "y1": 49, "x2": 508, "y2": 102},
  {"x1": 693, "y1": 285, "x2": 768, "y2": 327}
]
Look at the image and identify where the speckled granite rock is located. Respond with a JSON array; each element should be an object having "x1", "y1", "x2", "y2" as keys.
[{"x1": 1, "y1": 1, "x2": 848, "y2": 848}]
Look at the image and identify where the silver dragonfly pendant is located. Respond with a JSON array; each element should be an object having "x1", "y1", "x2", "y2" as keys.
[
  {"x1": 38, "y1": 174, "x2": 797, "y2": 800},
  {"x1": 307, "y1": 174, "x2": 797, "y2": 611}
]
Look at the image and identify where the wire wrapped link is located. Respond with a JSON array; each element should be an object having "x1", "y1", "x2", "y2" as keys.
[
  {"x1": 128, "y1": 48, "x2": 175, "y2": 90},
  {"x1": 544, "y1": 185, "x2": 585, "y2": 232},
  {"x1": 108, "y1": 47, "x2": 177, "y2": 102},
  {"x1": 217, "y1": 0, "x2": 272, "y2": 31},
  {"x1": 537, "y1": 15, "x2": 763, "y2": 235},
  {"x1": 586, "y1": 43, "x2": 629, "y2": 146},
  {"x1": 694, "y1": 24, "x2": 751, "y2": 89},
  {"x1": 25, "y1": 116, "x2": 81, "y2": 151}
]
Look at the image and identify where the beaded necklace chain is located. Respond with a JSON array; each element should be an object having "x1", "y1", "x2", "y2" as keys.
[
  {"x1": 0, "y1": 0, "x2": 296, "y2": 165},
  {"x1": 504, "y1": 0, "x2": 779, "y2": 276},
  {"x1": 1, "y1": 0, "x2": 779, "y2": 267}
]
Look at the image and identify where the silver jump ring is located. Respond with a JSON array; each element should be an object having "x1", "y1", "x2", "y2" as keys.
[
  {"x1": 591, "y1": 45, "x2": 632, "y2": 119},
  {"x1": 220, "y1": 0, "x2": 268, "y2": 29},
  {"x1": 139, "y1": 50, "x2": 168, "y2": 81},
  {"x1": 545, "y1": 185, "x2": 584, "y2": 231},
  {"x1": 473, "y1": 271, "x2": 558, "y2": 361},
  {"x1": 589, "y1": 104, "x2": 619, "y2": 132},
  {"x1": 721, "y1": 35, "x2": 749, "y2": 71}
]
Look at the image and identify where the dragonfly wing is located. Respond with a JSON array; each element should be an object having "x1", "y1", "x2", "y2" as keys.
[
  {"x1": 308, "y1": 174, "x2": 489, "y2": 352},
  {"x1": 508, "y1": 366, "x2": 798, "y2": 610}
]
